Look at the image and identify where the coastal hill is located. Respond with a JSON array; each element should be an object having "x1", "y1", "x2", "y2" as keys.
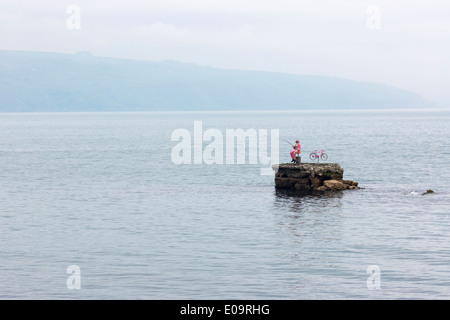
[{"x1": 0, "y1": 50, "x2": 435, "y2": 112}]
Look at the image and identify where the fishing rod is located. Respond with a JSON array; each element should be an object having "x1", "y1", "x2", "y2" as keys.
[{"x1": 282, "y1": 139, "x2": 294, "y2": 146}]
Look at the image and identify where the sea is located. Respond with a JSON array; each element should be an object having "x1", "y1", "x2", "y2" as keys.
[{"x1": 0, "y1": 108, "x2": 449, "y2": 300}]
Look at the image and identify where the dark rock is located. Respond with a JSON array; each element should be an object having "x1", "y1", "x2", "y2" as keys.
[
  {"x1": 310, "y1": 177, "x2": 322, "y2": 189},
  {"x1": 272, "y1": 163, "x2": 359, "y2": 192}
]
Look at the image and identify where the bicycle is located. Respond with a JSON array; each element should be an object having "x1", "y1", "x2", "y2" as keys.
[{"x1": 309, "y1": 149, "x2": 328, "y2": 162}]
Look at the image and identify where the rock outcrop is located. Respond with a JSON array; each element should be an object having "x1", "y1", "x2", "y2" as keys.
[{"x1": 272, "y1": 163, "x2": 360, "y2": 192}]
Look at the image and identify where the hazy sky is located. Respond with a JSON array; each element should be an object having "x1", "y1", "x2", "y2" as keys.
[{"x1": 1, "y1": 0, "x2": 449, "y2": 106}]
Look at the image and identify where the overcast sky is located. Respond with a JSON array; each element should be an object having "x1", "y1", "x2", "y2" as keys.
[{"x1": 1, "y1": 0, "x2": 449, "y2": 106}]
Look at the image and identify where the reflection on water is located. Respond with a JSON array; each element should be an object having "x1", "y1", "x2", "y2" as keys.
[
  {"x1": 272, "y1": 189, "x2": 345, "y2": 269},
  {"x1": 273, "y1": 189, "x2": 344, "y2": 228},
  {"x1": 274, "y1": 189, "x2": 343, "y2": 213}
]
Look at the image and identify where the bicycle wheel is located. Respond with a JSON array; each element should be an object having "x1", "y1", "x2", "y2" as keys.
[
  {"x1": 321, "y1": 153, "x2": 328, "y2": 161},
  {"x1": 309, "y1": 153, "x2": 316, "y2": 161}
]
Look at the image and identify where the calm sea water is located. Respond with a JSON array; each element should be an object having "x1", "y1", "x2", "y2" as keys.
[{"x1": 1, "y1": 109, "x2": 449, "y2": 299}]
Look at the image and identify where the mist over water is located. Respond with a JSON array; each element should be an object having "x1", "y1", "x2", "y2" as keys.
[{"x1": 1, "y1": 109, "x2": 449, "y2": 299}]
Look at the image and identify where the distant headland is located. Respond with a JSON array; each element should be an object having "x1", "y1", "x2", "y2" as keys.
[{"x1": 0, "y1": 50, "x2": 437, "y2": 112}]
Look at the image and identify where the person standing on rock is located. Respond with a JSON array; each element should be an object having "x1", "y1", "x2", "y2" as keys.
[{"x1": 290, "y1": 140, "x2": 301, "y2": 164}]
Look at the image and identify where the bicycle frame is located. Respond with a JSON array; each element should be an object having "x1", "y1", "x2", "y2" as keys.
[{"x1": 310, "y1": 149, "x2": 328, "y2": 162}]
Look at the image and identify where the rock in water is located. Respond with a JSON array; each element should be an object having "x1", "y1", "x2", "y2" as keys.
[
  {"x1": 323, "y1": 180, "x2": 346, "y2": 191},
  {"x1": 272, "y1": 163, "x2": 360, "y2": 192}
]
